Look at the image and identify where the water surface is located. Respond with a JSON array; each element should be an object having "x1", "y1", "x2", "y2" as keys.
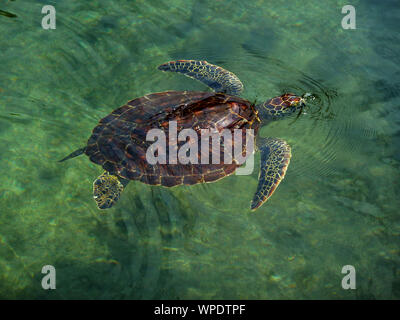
[{"x1": 0, "y1": 0, "x2": 399, "y2": 299}]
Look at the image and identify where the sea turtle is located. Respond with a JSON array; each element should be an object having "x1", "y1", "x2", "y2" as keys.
[{"x1": 60, "y1": 60, "x2": 309, "y2": 210}]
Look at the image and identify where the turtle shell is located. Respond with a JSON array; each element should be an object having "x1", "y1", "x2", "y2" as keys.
[{"x1": 85, "y1": 91, "x2": 260, "y2": 187}]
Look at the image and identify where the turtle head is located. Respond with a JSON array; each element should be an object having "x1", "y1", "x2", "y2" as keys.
[{"x1": 258, "y1": 93, "x2": 307, "y2": 120}]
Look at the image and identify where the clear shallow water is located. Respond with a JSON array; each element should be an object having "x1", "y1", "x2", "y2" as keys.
[{"x1": 0, "y1": 0, "x2": 399, "y2": 299}]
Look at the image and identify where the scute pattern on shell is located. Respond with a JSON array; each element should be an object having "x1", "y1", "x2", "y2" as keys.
[{"x1": 85, "y1": 91, "x2": 260, "y2": 187}]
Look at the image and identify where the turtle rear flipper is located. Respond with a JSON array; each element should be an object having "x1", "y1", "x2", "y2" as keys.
[
  {"x1": 93, "y1": 171, "x2": 129, "y2": 209},
  {"x1": 158, "y1": 60, "x2": 244, "y2": 95},
  {"x1": 251, "y1": 138, "x2": 291, "y2": 210}
]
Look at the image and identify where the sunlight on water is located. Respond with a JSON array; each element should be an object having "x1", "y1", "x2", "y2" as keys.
[{"x1": 0, "y1": 0, "x2": 399, "y2": 299}]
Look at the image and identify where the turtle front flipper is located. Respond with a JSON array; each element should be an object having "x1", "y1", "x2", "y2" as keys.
[
  {"x1": 93, "y1": 171, "x2": 129, "y2": 209},
  {"x1": 251, "y1": 138, "x2": 291, "y2": 210},
  {"x1": 158, "y1": 60, "x2": 244, "y2": 95}
]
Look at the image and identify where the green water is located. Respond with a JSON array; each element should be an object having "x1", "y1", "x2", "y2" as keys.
[{"x1": 0, "y1": 0, "x2": 399, "y2": 299}]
